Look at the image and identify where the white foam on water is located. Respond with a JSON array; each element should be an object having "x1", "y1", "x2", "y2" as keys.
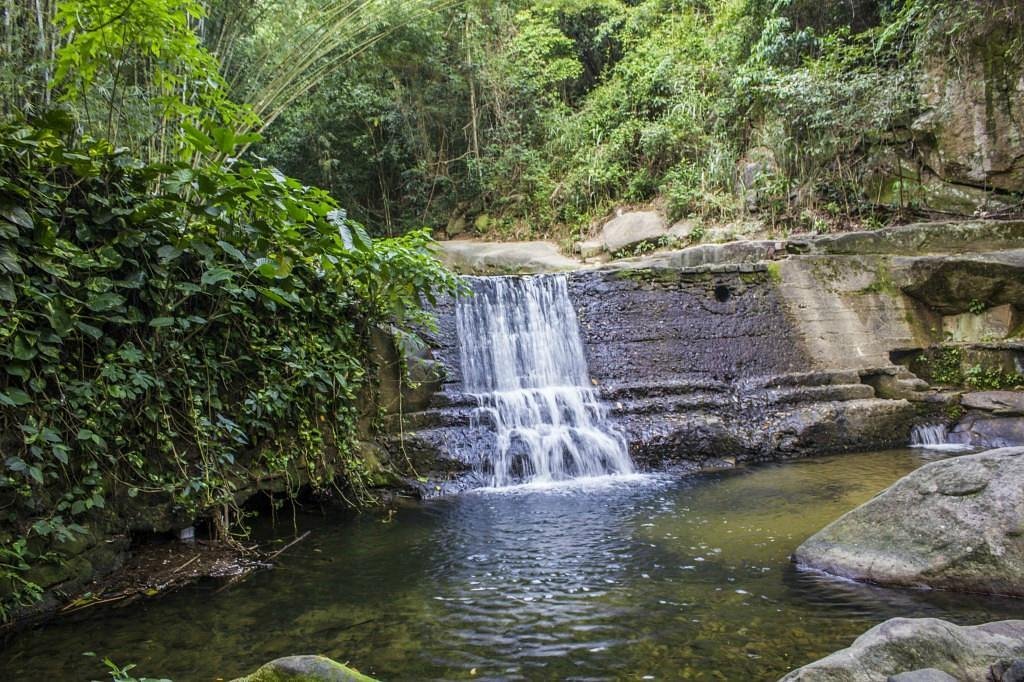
[
  {"x1": 456, "y1": 275, "x2": 635, "y2": 488},
  {"x1": 909, "y1": 424, "x2": 975, "y2": 451}
]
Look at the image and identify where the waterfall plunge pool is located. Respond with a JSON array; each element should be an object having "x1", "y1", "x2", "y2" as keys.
[{"x1": 2, "y1": 448, "x2": 1019, "y2": 681}]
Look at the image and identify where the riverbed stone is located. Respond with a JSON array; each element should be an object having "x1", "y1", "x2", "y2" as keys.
[
  {"x1": 779, "y1": 618, "x2": 1024, "y2": 682},
  {"x1": 794, "y1": 447, "x2": 1024, "y2": 595},
  {"x1": 600, "y1": 210, "x2": 667, "y2": 253},
  {"x1": 230, "y1": 655, "x2": 377, "y2": 682}
]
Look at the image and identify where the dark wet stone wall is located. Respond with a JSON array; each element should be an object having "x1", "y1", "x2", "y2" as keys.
[{"x1": 567, "y1": 267, "x2": 811, "y2": 388}]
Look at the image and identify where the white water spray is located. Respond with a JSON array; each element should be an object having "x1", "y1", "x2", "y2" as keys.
[
  {"x1": 456, "y1": 275, "x2": 633, "y2": 487},
  {"x1": 909, "y1": 424, "x2": 973, "y2": 451}
]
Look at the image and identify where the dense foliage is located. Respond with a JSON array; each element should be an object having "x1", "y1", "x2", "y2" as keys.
[
  {"x1": 255, "y1": 0, "x2": 1023, "y2": 238},
  {"x1": 0, "y1": 0, "x2": 459, "y2": 619}
]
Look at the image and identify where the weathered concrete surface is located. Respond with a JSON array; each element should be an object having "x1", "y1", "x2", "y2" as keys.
[
  {"x1": 788, "y1": 221, "x2": 1024, "y2": 257},
  {"x1": 779, "y1": 618, "x2": 1024, "y2": 682},
  {"x1": 438, "y1": 239, "x2": 577, "y2": 274},
  {"x1": 776, "y1": 256, "x2": 926, "y2": 370},
  {"x1": 570, "y1": 267, "x2": 807, "y2": 385},
  {"x1": 794, "y1": 447, "x2": 1024, "y2": 596},
  {"x1": 599, "y1": 210, "x2": 667, "y2": 252},
  {"x1": 230, "y1": 655, "x2": 377, "y2": 682}
]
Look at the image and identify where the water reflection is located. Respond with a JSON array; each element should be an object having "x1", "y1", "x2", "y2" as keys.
[{"x1": 1, "y1": 450, "x2": 1019, "y2": 681}]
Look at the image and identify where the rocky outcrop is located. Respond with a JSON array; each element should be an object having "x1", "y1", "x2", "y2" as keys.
[
  {"x1": 599, "y1": 210, "x2": 667, "y2": 253},
  {"x1": 893, "y1": 250, "x2": 1024, "y2": 316},
  {"x1": 398, "y1": 220, "x2": 1021, "y2": 480},
  {"x1": 230, "y1": 656, "x2": 377, "y2": 682},
  {"x1": 787, "y1": 220, "x2": 1024, "y2": 257},
  {"x1": 914, "y1": 55, "x2": 1024, "y2": 194},
  {"x1": 779, "y1": 618, "x2": 1024, "y2": 682},
  {"x1": 794, "y1": 447, "x2": 1024, "y2": 595},
  {"x1": 437, "y1": 239, "x2": 576, "y2": 274}
]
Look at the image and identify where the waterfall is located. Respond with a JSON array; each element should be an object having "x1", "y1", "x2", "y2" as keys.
[
  {"x1": 456, "y1": 275, "x2": 634, "y2": 487},
  {"x1": 909, "y1": 424, "x2": 973, "y2": 451}
]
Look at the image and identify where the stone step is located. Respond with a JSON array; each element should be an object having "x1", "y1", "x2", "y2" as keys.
[
  {"x1": 739, "y1": 370, "x2": 863, "y2": 390},
  {"x1": 609, "y1": 392, "x2": 727, "y2": 416},
  {"x1": 757, "y1": 383, "x2": 876, "y2": 405},
  {"x1": 381, "y1": 408, "x2": 474, "y2": 432},
  {"x1": 599, "y1": 379, "x2": 730, "y2": 401}
]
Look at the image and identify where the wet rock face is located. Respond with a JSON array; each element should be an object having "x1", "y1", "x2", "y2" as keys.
[
  {"x1": 778, "y1": 618, "x2": 1024, "y2": 682},
  {"x1": 394, "y1": 265, "x2": 924, "y2": 474},
  {"x1": 568, "y1": 268, "x2": 808, "y2": 385},
  {"x1": 794, "y1": 447, "x2": 1024, "y2": 596}
]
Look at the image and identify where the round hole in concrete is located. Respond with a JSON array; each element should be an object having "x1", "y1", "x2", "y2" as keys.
[{"x1": 714, "y1": 284, "x2": 732, "y2": 303}]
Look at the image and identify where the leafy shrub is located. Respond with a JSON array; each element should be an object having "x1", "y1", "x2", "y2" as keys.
[{"x1": 0, "y1": 113, "x2": 459, "y2": 617}]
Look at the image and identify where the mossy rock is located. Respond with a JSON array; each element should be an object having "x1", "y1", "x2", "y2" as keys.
[{"x1": 231, "y1": 655, "x2": 377, "y2": 682}]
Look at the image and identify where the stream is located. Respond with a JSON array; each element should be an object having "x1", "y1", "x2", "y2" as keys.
[{"x1": 2, "y1": 448, "x2": 1020, "y2": 681}]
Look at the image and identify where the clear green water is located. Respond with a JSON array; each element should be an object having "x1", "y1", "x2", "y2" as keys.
[{"x1": 2, "y1": 449, "x2": 1020, "y2": 681}]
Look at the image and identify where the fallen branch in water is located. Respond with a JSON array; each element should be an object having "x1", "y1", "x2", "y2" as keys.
[{"x1": 267, "y1": 530, "x2": 311, "y2": 561}]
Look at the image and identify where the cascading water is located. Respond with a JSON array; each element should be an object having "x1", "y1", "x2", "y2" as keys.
[
  {"x1": 909, "y1": 423, "x2": 973, "y2": 451},
  {"x1": 455, "y1": 275, "x2": 634, "y2": 487}
]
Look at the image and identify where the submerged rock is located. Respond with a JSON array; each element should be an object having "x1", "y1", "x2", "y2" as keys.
[
  {"x1": 794, "y1": 447, "x2": 1024, "y2": 595},
  {"x1": 230, "y1": 655, "x2": 377, "y2": 682},
  {"x1": 779, "y1": 618, "x2": 1024, "y2": 682}
]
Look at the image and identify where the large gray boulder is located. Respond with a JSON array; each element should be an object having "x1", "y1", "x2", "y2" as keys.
[
  {"x1": 794, "y1": 447, "x2": 1024, "y2": 595},
  {"x1": 600, "y1": 210, "x2": 667, "y2": 253},
  {"x1": 779, "y1": 618, "x2": 1024, "y2": 682}
]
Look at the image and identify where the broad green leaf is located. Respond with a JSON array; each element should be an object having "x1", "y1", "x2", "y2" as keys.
[
  {"x1": 85, "y1": 292, "x2": 125, "y2": 312},
  {"x1": 0, "y1": 388, "x2": 32, "y2": 406},
  {"x1": 157, "y1": 244, "x2": 182, "y2": 262},
  {"x1": 0, "y1": 277, "x2": 15, "y2": 303},
  {"x1": 1, "y1": 205, "x2": 33, "y2": 230},
  {"x1": 217, "y1": 240, "x2": 246, "y2": 264},
  {"x1": 13, "y1": 335, "x2": 37, "y2": 361},
  {"x1": 201, "y1": 266, "x2": 234, "y2": 286},
  {"x1": 149, "y1": 317, "x2": 175, "y2": 327},
  {"x1": 0, "y1": 246, "x2": 23, "y2": 274}
]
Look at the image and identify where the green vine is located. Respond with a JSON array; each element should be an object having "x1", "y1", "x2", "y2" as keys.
[{"x1": 0, "y1": 116, "x2": 460, "y2": 618}]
